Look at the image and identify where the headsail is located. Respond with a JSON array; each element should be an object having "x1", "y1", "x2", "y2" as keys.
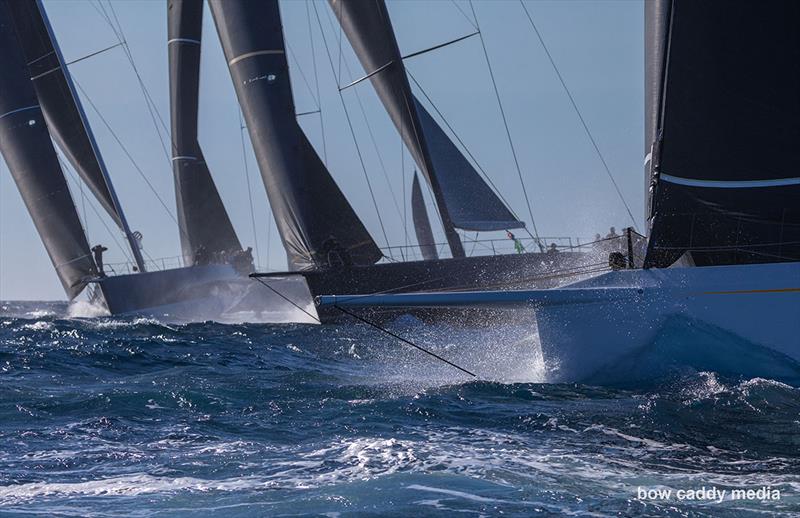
[
  {"x1": 329, "y1": 0, "x2": 524, "y2": 258},
  {"x1": 209, "y1": 0, "x2": 381, "y2": 271},
  {"x1": 5, "y1": 0, "x2": 121, "y2": 228},
  {"x1": 0, "y1": 1, "x2": 97, "y2": 298},
  {"x1": 644, "y1": 0, "x2": 800, "y2": 267},
  {"x1": 411, "y1": 172, "x2": 438, "y2": 261},
  {"x1": 168, "y1": 0, "x2": 242, "y2": 265}
]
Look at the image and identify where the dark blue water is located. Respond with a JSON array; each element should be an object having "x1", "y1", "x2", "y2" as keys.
[{"x1": 1, "y1": 301, "x2": 798, "y2": 517}]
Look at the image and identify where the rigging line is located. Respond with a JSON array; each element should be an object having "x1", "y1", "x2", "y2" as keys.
[
  {"x1": 58, "y1": 155, "x2": 133, "y2": 264},
  {"x1": 406, "y1": 71, "x2": 523, "y2": 227},
  {"x1": 402, "y1": 143, "x2": 407, "y2": 247},
  {"x1": 306, "y1": 0, "x2": 327, "y2": 164},
  {"x1": 253, "y1": 276, "x2": 319, "y2": 323},
  {"x1": 238, "y1": 111, "x2": 261, "y2": 268},
  {"x1": 74, "y1": 79, "x2": 182, "y2": 231},
  {"x1": 286, "y1": 42, "x2": 321, "y2": 109},
  {"x1": 449, "y1": 0, "x2": 478, "y2": 31},
  {"x1": 518, "y1": 0, "x2": 638, "y2": 231},
  {"x1": 332, "y1": 304, "x2": 477, "y2": 378},
  {"x1": 65, "y1": 42, "x2": 123, "y2": 66},
  {"x1": 102, "y1": 1, "x2": 172, "y2": 164},
  {"x1": 469, "y1": 0, "x2": 541, "y2": 244},
  {"x1": 312, "y1": 1, "x2": 391, "y2": 252},
  {"x1": 402, "y1": 31, "x2": 480, "y2": 61}
]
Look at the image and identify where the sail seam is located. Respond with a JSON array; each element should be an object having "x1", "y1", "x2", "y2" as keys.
[
  {"x1": 0, "y1": 104, "x2": 40, "y2": 120},
  {"x1": 661, "y1": 173, "x2": 800, "y2": 189},
  {"x1": 228, "y1": 50, "x2": 284, "y2": 66}
]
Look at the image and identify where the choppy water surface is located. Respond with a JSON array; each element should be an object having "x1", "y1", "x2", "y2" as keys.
[{"x1": 0, "y1": 301, "x2": 797, "y2": 517}]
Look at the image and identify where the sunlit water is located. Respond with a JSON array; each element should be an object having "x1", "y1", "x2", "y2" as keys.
[{"x1": 0, "y1": 301, "x2": 797, "y2": 516}]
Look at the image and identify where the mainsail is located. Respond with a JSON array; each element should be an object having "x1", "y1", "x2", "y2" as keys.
[
  {"x1": 644, "y1": 0, "x2": 800, "y2": 267},
  {"x1": 168, "y1": 0, "x2": 242, "y2": 265},
  {"x1": 329, "y1": 0, "x2": 524, "y2": 258},
  {"x1": 6, "y1": 0, "x2": 121, "y2": 228},
  {"x1": 209, "y1": 0, "x2": 381, "y2": 271},
  {"x1": 0, "y1": 1, "x2": 97, "y2": 298},
  {"x1": 411, "y1": 172, "x2": 438, "y2": 261},
  {"x1": 7, "y1": 0, "x2": 146, "y2": 273}
]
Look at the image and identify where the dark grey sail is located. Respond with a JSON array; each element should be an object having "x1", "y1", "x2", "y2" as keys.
[
  {"x1": 411, "y1": 172, "x2": 438, "y2": 261},
  {"x1": 644, "y1": 0, "x2": 800, "y2": 268},
  {"x1": 8, "y1": 0, "x2": 147, "y2": 273},
  {"x1": 329, "y1": 0, "x2": 524, "y2": 258},
  {"x1": 209, "y1": 0, "x2": 381, "y2": 270},
  {"x1": 168, "y1": 0, "x2": 242, "y2": 265},
  {"x1": 0, "y1": 1, "x2": 97, "y2": 298},
  {"x1": 5, "y1": 0, "x2": 121, "y2": 228}
]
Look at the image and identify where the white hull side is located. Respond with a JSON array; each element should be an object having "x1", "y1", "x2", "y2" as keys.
[
  {"x1": 92, "y1": 265, "x2": 318, "y2": 324},
  {"x1": 535, "y1": 262, "x2": 800, "y2": 385}
]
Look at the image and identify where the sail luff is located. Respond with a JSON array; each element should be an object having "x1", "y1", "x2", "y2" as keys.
[
  {"x1": 168, "y1": 0, "x2": 242, "y2": 265},
  {"x1": 644, "y1": 0, "x2": 800, "y2": 267},
  {"x1": 208, "y1": 0, "x2": 381, "y2": 271},
  {"x1": 411, "y1": 172, "x2": 438, "y2": 261},
  {"x1": 0, "y1": 1, "x2": 98, "y2": 298}
]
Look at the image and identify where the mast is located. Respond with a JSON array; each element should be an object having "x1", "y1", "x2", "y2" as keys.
[
  {"x1": 0, "y1": 0, "x2": 98, "y2": 298},
  {"x1": 644, "y1": 0, "x2": 800, "y2": 267},
  {"x1": 168, "y1": 0, "x2": 242, "y2": 265},
  {"x1": 31, "y1": 0, "x2": 146, "y2": 273},
  {"x1": 209, "y1": 0, "x2": 381, "y2": 271}
]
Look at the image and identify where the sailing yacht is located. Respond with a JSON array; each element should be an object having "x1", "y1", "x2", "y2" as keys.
[
  {"x1": 238, "y1": 0, "x2": 598, "y2": 322},
  {"x1": 317, "y1": 0, "x2": 800, "y2": 384},
  {"x1": 0, "y1": 0, "x2": 314, "y2": 322}
]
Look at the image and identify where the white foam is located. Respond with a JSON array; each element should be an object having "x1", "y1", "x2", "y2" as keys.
[
  {"x1": 0, "y1": 474, "x2": 261, "y2": 504},
  {"x1": 67, "y1": 300, "x2": 109, "y2": 319}
]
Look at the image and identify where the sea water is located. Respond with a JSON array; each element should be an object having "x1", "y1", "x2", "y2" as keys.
[{"x1": 0, "y1": 301, "x2": 797, "y2": 516}]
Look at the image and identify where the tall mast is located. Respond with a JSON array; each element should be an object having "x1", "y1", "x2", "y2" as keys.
[{"x1": 35, "y1": 0, "x2": 146, "y2": 272}]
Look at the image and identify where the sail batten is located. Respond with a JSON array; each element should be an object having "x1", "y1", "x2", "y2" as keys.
[
  {"x1": 168, "y1": 0, "x2": 242, "y2": 265},
  {"x1": 644, "y1": 0, "x2": 800, "y2": 267},
  {"x1": 209, "y1": 0, "x2": 381, "y2": 271},
  {"x1": 329, "y1": 0, "x2": 524, "y2": 252},
  {"x1": 0, "y1": 0, "x2": 97, "y2": 298}
]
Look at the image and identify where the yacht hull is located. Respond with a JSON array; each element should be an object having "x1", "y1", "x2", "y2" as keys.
[
  {"x1": 316, "y1": 262, "x2": 800, "y2": 385},
  {"x1": 260, "y1": 251, "x2": 592, "y2": 323},
  {"x1": 91, "y1": 264, "x2": 317, "y2": 323}
]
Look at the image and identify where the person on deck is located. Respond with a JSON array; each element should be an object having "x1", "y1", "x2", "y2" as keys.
[
  {"x1": 548, "y1": 243, "x2": 558, "y2": 254},
  {"x1": 91, "y1": 244, "x2": 108, "y2": 277},
  {"x1": 507, "y1": 231, "x2": 525, "y2": 254}
]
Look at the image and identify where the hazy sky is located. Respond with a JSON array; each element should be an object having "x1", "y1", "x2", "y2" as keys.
[{"x1": 0, "y1": 0, "x2": 643, "y2": 300}]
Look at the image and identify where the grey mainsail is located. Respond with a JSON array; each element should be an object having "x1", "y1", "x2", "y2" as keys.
[
  {"x1": 209, "y1": 0, "x2": 381, "y2": 271},
  {"x1": 644, "y1": 0, "x2": 800, "y2": 267},
  {"x1": 6, "y1": 0, "x2": 121, "y2": 228},
  {"x1": 168, "y1": 0, "x2": 242, "y2": 265},
  {"x1": 8, "y1": 0, "x2": 146, "y2": 273},
  {"x1": 411, "y1": 172, "x2": 438, "y2": 261},
  {"x1": 329, "y1": 0, "x2": 524, "y2": 258},
  {"x1": 0, "y1": 1, "x2": 97, "y2": 298}
]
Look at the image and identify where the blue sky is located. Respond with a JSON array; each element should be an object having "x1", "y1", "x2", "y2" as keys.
[{"x1": 0, "y1": 0, "x2": 644, "y2": 300}]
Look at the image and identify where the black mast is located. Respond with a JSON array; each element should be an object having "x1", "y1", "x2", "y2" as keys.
[
  {"x1": 209, "y1": 0, "x2": 381, "y2": 271},
  {"x1": 168, "y1": 0, "x2": 242, "y2": 265}
]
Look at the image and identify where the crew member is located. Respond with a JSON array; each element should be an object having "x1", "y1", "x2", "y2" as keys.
[{"x1": 92, "y1": 244, "x2": 108, "y2": 276}]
